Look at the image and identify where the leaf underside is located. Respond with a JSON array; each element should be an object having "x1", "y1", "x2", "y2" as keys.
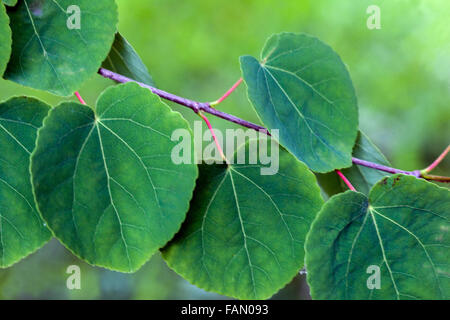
[
  {"x1": 5, "y1": 0, "x2": 118, "y2": 96},
  {"x1": 305, "y1": 174, "x2": 450, "y2": 300},
  {"x1": 102, "y1": 32, "x2": 154, "y2": 86},
  {"x1": 0, "y1": 97, "x2": 51, "y2": 268},
  {"x1": 316, "y1": 131, "x2": 391, "y2": 197},
  {"x1": 240, "y1": 32, "x2": 358, "y2": 173},
  {"x1": 163, "y1": 140, "x2": 324, "y2": 299},
  {"x1": 31, "y1": 82, "x2": 198, "y2": 272}
]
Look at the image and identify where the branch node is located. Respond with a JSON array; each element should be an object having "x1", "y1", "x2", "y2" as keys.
[{"x1": 411, "y1": 170, "x2": 422, "y2": 178}]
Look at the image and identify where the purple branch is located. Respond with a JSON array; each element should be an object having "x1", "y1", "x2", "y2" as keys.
[
  {"x1": 201, "y1": 105, "x2": 269, "y2": 134},
  {"x1": 351, "y1": 158, "x2": 422, "y2": 178},
  {"x1": 98, "y1": 68, "x2": 447, "y2": 182},
  {"x1": 98, "y1": 68, "x2": 268, "y2": 134}
]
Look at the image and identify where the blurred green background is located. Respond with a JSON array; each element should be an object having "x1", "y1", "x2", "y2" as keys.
[{"x1": 0, "y1": 0, "x2": 448, "y2": 299}]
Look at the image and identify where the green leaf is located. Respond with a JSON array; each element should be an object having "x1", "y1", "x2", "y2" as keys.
[
  {"x1": 316, "y1": 131, "x2": 390, "y2": 197},
  {"x1": 0, "y1": 3, "x2": 11, "y2": 76},
  {"x1": 162, "y1": 140, "x2": 324, "y2": 299},
  {"x1": 102, "y1": 32, "x2": 154, "y2": 86},
  {"x1": 305, "y1": 174, "x2": 450, "y2": 300},
  {"x1": 31, "y1": 82, "x2": 198, "y2": 272},
  {"x1": 0, "y1": 97, "x2": 51, "y2": 268},
  {"x1": 240, "y1": 32, "x2": 358, "y2": 173},
  {"x1": 2, "y1": 1, "x2": 17, "y2": 7},
  {"x1": 4, "y1": 0, "x2": 118, "y2": 96}
]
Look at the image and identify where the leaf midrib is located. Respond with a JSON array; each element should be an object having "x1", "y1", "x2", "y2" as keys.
[
  {"x1": 371, "y1": 207, "x2": 444, "y2": 298},
  {"x1": 265, "y1": 64, "x2": 334, "y2": 105},
  {"x1": 0, "y1": 122, "x2": 31, "y2": 154},
  {"x1": 259, "y1": 63, "x2": 347, "y2": 163},
  {"x1": 228, "y1": 170, "x2": 257, "y2": 298},
  {"x1": 22, "y1": 0, "x2": 68, "y2": 92},
  {"x1": 66, "y1": 108, "x2": 176, "y2": 271},
  {"x1": 192, "y1": 165, "x2": 302, "y2": 297},
  {"x1": 95, "y1": 123, "x2": 132, "y2": 271},
  {"x1": 344, "y1": 203, "x2": 445, "y2": 299}
]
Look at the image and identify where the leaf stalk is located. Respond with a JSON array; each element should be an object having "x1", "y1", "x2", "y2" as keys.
[{"x1": 336, "y1": 170, "x2": 356, "y2": 191}]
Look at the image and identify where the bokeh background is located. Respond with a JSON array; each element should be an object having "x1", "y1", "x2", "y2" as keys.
[{"x1": 0, "y1": 0, "x2": 448, "y2": 299}]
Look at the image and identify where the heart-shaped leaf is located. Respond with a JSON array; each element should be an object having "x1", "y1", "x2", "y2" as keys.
[
  {"x1": 31, "y1": 82, "x2": 198, "y2": 272},
  {"x1": 240, "y1": 32, "x2": 358, "y2": 173},
  {"x1": 102, "y1": 32, "x2": 154, "y2": 86},
  {"x1": 317, "y1": 131, "x2": 390, "y2": 197},
  {"x1": 4, "y1": 0, "x2": 118, "y2": 96},
  {"x1": 0, "y1": 97, "x2": 51, "y2": 268},
  {"x1": 0, "y1": 3, "x2": 11, "y2": 76},
  {"x1": 305, "y1": 174, "x2": 450, "y2": 299},
  {"x1": 162, "y1": 140, "x2": 324, "y2": 299}
]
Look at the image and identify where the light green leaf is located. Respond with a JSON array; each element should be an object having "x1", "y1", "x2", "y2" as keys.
[
  {"x1": 4, "y1": 0, "x2": 118, "y2": 96},
  {"x1": 0, "y1": 3, "x2": 11, "y2": 76},
  {"x1": 316, "y1": 131, "x2": 390, "y2": 197},
  {"x1": 31, "y1": 82, "x2": 198, "y2": 272},
  {"x1": 0, "y1": 97, "x2": 51, "y2": 268},
  {"x1": 162, "y1": 140, "x2": 324, "y2": 299},
  {"x1": 240, "y1": 32, "x2": 358, "y2": 173},
  {"x1": 305, "y1": 174, "x2": 450, "y2": 300},
  {"x1": 2, "y1": 0, "x2": 16, "y2": 7},
  {"x1": 102, "y1": 32, "x2": 154, "y2": 86}
]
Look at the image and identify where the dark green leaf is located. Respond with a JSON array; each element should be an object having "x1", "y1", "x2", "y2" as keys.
[
  {"x1": 240, "y1": 32, "x2": 358, "y2": 173},
  {"x1": 0, "y1": 3, "x2": 11, "y2": 76},
  {"x1": 5, "y1": 0, "x2": 118, "y2": 96},
  {"x1": 102, "y1": 32, "x2": 154, "y2": 86},
  {"x1": 31, "y1": 83, "x2": 198, "y2": 272},
  {"x1": 305, "y1": 174, "x2": 450, "y2": 299},
  {"x1": 0, "y1": 97, "x2": 51, "y2": 268},
  {"x1": 163, "y1": 140, "x2": 324, "y2": 299},
  {"x1": 316, "y1": 131, "x2": 390, "y2": 197}
]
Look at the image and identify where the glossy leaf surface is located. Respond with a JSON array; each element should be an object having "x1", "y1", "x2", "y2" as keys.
[
  {"x1": 5, "y1": 0, "x2": 118, "y2": 95},
  {"x1": 31, "y1": 83, "x2": 198, "y2": 272},
  {"x1": 241, "y1": 32, "x2": 358, "y2": 173},
  {"x1": 163, "y1": 140, "x2": 324, "y2": 299},
  {"x1": 306, "y1": 174, "x2": 450, "y2": 299},
  {"x1": 0, "y1": 97, "x2": 51, "y2": 267}
]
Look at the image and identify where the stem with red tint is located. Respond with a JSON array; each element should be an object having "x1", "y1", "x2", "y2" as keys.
[
  {"x1": 210, "y1": 78, "x2": 243, "y2": 107},
  {"x1": 423, "y1": 144, "x2": 450, "y2": 173},
  {"x1": 336, "y1": 170, "x2": 356, "y2": 191},
  {"x1": 198, "y1": 111, "x2": 227, "y2": 162},
  {"x1": 74, "y1": 91, "x2": 86, "y2": 105}
]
